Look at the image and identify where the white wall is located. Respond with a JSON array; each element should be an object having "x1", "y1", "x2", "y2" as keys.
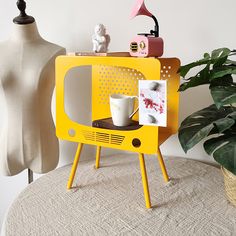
[{"x1": 0, "y1": 0, "x2": 236, "y2": 230}]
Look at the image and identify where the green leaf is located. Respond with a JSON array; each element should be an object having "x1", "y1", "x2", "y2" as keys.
[
  {"x1": 204, "y1": 53, "x2": 210, "y2": 59},
  {"x1": 211, "y1": 48, "x2": 231, "y2": 60},
  {"x1": 178, "y1": 75, "x2": 209, "y2": 91},
  {"x1": 178, "y1": 47, "x2": 236, "y2": 175},
  {"x1": 178, "y1": 48, "x2": 231, "y2": 78},
  {"x1": 178, "y1": 58, "x2": 210, "y2": 78},
  {"x1": 213, "y1": 56, "x2": 228, "y2": 68},
  {"x1": 178, "y1": 123, "x2": 213, "y2": 153},
  {"x1": 178, "y1": 64, "x2": 210, "y2": 91},
  {"x1": 210, "y1": 85, "x2": 236, "y2": 108},
  {"x1": 226, "y1": 59, "x2": 236, "y2": 65},
  {"x1": 210, "y1": 75, "x2": 233, "y2": 88},
  {"x1": 227, "y1": 111, "x2": 236, "y2": 120},
  {"x1": 213, "y1": 118, "x2": 235, "y2": 133},
  {"x1": 204, "y1": 134, "x2": 236, "y2": 175},
  {"x1": 178, "y1": 105, "x2": 236, "y2": 153},
  {"x1": 211, "y1": 48, "x2": 231, "y2": 69},
  {"x1": 210, "y1": 66, "x2": 236, "y2": 80}
]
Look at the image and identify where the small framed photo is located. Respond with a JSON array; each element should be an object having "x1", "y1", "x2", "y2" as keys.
[{"x1": 139, "y1": 80, "x2": 167, "y2": 127}]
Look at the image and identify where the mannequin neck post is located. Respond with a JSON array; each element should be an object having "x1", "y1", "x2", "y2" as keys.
[{"x1": 10, "y1": 22, "x2": 42, "y2": 43}]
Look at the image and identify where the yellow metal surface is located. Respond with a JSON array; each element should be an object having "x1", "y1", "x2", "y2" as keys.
[
  {"x1": 55, "y1": 56, "x2": 180, "y2": 155},
  {"x1": 139, "y1": 153, "x2": 151, "y2": 209},
  {"x1": 95, "y1": 146, "x2": 101, "y2": 169},
  {"x1": 158, "y1": 58, "x2": 180, "y2": 140},
  {"x1": 157, "y1": 147, "x2": 169, "y2": 183},
  {"x1": 56, "y1": 56, "x2": 180, "y2": 208},
  {"x1": 67, "y1": 143, "x2": 83, "y2": 189}
]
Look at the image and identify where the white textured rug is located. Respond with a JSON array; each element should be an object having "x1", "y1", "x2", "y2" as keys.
[{"x1": 2, "y1": 154, "x2": 236, "y2": 236}]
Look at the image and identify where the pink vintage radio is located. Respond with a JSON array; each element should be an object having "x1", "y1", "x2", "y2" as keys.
[
  {"x1": 129, "y1": 0, "x2": 164, "y2": 58},
  {"x1": 130, "y1": 35, "x2": 163, "y2": 57}
]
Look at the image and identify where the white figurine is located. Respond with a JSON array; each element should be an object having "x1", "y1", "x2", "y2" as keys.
[{"x1": 92, "y1": 24, "x2": 110, "y2": 53}]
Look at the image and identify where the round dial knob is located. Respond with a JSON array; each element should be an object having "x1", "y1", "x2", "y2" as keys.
[{"x1": 139, "y1": 41, "x2": 146, "y2": 50}]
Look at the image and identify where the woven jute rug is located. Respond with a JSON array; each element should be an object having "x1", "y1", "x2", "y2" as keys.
[{"x1": 2, "y1": 154, "x2": 236, "y2": 236}]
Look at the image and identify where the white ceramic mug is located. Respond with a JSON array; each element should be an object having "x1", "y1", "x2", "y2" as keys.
[{"x1": 109, "y1": 94, "x2": 139, "y2": 127}]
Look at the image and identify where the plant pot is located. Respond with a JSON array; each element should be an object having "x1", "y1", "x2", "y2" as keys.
[{"x1": 222, "y1": 167, "x2": 236, "y2": 207}]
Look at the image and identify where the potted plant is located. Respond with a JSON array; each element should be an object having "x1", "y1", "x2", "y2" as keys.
[{"x1": 178, "y1": 48, "x2": 236, "y2": 206}]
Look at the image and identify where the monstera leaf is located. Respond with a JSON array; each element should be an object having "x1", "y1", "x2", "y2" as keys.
[
  {"x1": 178, "y1": 104, "x2": 236, "y2": 153},
  {"x1": 204, "y1": 134, "x2": 236, "y2": 175},
  {"x1": 178, "y1": 48, "x2": 236, "y2": 92},
  {"x1": 178, "y1": 64, "x2": 211, "y2": 91},
  {"x1": 179, "y1": 48, "x2": 231, "y2": 78},
  {"x1": 210, "y1": 84, "x2": 236, "y2": 108},
  {"x1": 178, "y1": 47, "x2": 236, "y2": 175}
]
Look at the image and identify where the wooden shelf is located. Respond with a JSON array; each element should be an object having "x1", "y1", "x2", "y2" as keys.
[{"x1": 92, "y1": 117, "x2": 142, "y2": 131}]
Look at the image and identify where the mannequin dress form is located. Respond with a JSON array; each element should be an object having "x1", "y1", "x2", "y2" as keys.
[{"x1": 0, "y1": 1, "x2": 65, "y2": 177}]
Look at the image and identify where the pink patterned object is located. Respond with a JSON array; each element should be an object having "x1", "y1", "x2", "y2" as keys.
[
  {"x1": 139, "y1": 80, "x2": 167, "y2": 127},
  {"x1": 129, "y1": 35, "x2": 164, "y2": 57}
]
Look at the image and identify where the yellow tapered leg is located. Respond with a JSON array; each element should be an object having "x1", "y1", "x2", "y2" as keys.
[
  {"x1": 139, "y1": 153, "x2": 151, "y2": 209},
  {"x1": 95, "y1": 146, "x2": 101, "y2": 169},
  {"x1": 67, "y1": 143, "x2": 83, "y2": 189},
  {"x1": 157, "y1": 147, "x2": 169, "y2": 183}
]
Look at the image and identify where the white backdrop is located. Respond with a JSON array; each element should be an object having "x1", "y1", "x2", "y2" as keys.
[{"x1": 0, "y1": 0, "x2": 235, "y2": 229}]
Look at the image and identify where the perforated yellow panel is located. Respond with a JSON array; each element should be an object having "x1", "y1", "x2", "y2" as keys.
[
  {"x1": 160, "y1": 65, "x2": 173, "y2": 79},
  {"x1": 92, "y1": 65, "x2": 145, "y2": 121},
  {"x1": 96, "y1": 66, "x2": 144, "y2": 105},
  {"x1": 159, "y1": 58, "x2": 180, "y2": 137}
]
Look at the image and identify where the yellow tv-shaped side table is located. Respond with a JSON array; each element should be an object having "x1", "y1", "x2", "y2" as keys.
[{"x1": 56, "y1": 56, "x2": 180, "y2": 208}]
